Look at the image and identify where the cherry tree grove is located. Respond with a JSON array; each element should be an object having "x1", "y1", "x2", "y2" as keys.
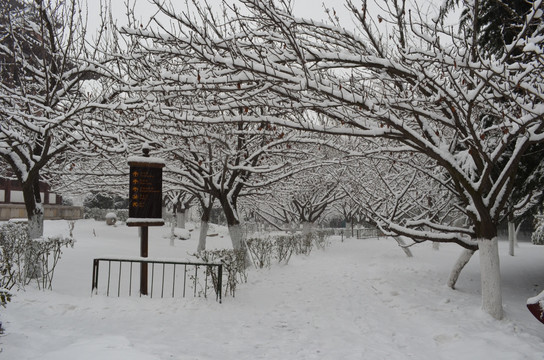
[{"x1": 114, "y1": 0, "x2": 544, "y2": 319}]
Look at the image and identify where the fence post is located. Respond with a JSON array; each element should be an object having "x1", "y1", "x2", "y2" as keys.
[
  {"x1": 91, "y1": 259, "x2": 99, "y2": 294},
  {"x1": 140, "y1": 226, "x2": 149, "y2": 296},
  {"x1": 217, "y1": 264, "x2": 223, "y2": 304}
]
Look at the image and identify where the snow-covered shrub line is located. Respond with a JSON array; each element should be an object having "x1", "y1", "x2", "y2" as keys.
[
  {"x1": 0, "y1": 222, "x2": 74, "y2": 292},
  {"x1": 246, "y1": 231, "x2": 332, "y2": 269}
]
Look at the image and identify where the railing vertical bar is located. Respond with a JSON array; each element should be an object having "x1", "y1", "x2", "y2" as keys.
[
  {"x1": 217, "y1": 264, "x2": 222, "y2": 303},
  {"x1": 118, "y1": 261, "x2": 122, "y2": 297},
  {"x1": 107, "y1": 260, "x2": 112, "y2": 296},
  {"x1": 91, "y1": 259, "x2": 99, "y2": 295},
  {"x1": 204, "y1": 266, "x2": 208, "y2": 299},
  {"x1": 172, "y1": 264, "x2": 176, "y2": 297},
  {"x1": 183, "y1": 265, "x2": 187, "y2": 298},
  {"x1": 129, "y1": 262, "x2": 133, "y2": 296},
  {"x1": 194, "y1": 265, "x2": 198, "y2": 297},
  {"x1": 161, "y1": 263, "x2": 165, "y2": 298},
  {"x1": 150, "y1": 263, "x2": 155, "y2": 298}
]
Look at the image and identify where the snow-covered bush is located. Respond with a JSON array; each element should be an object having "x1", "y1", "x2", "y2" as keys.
[
  {"x1": 0, "y1": 222, "x2": 74, "y2": 291},
  {"x1": 0, "y1": 288, "x2": 11, "y2": 307},
  {"x1": 85, "y1": 208, "x2": 128, "y2": 223},
  {"x1": 32, "y1": 235, "x2": 75, "y2": 290},
  {"x1": 192, "y1": 249, "x2": 248, "y2": 297},
  {"x1": 0, "y1": 222, "x2": 29, "y2": 290},
  {"x1": 531, "y1": 216, "x2": 544, "y2": 245},
  {"x1": 246, "y1": 237, "x2": 273, "y2": 269},
  {"x1": 294, "y1": 233, "x2": 314, "y2": 255},
  {"x1": 274, "y1": 235, "x2": 296, "y2": 264},
  {"x1": 313, "y1": 231, "x2": 330, "y2": 250},
  {"x1": 105, "y1": 212, "x2": 117, "y2": 225}
]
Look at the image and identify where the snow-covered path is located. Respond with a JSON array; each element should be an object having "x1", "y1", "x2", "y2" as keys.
[{"x1": 1, "y1": 220, "x2": 543, "y2": 359}]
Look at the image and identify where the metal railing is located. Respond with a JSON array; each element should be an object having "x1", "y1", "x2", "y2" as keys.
[
  {"x1": 91, "y1": 257, "x2": 223, "y2": 303},
  {"x1": 355, "y1": 228, "x2": 382, "y2": 239},
  {"x1": 339, "y1": 227, "x2": 384, "y2": 241}
]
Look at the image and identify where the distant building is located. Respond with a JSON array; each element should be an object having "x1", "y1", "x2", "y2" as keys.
[
  {"x1": 0, "y1": 177, "x2": 83, "y2": 221},
  {"x1": 0, "y1": 177, "x2": 62, "y2": 205}
]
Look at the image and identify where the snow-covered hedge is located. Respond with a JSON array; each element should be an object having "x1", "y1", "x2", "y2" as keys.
[
  {"x1": 246, "y1": 232, "x2": 332, "y2": 269},
  {"x1": 0, "y1": 222, "x2": 74, "y2": 292},
  {"x1": 531, "y1": 215, "x2": 544, "y2": 245}
]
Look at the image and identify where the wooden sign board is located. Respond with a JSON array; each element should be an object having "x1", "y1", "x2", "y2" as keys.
[{"x1": 127, "y1": 156, "x2": 165, "y2": 227}]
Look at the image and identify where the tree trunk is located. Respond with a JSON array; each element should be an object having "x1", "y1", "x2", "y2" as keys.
[
  {"x1": 177, "y1": 210, "x2": 185, "y2": 229},
  {"x1": 228, "y1": 223, "x2": 251, "y2": 267},
  {"x1": 508, "y1": 220, "x2": 515, "y2": 256},
  {"x1": 22, "y1": 178, "x2": 44, "y2": 239},
  {"x1": 197, "y1": 220, "x2": 209, "y2": 252},
  {"x1": 394, "y1": 236, "x2": 413, "y2": 257},
  {"x1": 302, "y1": 221, "x2": 313, "y2": 235},
  {"x1": 22, "y1": 177, "x2": 44, "y2": 279},
  {"x1": 448, "y1": 248, "x2": 476, "y2": 289},
  {"x1": 27, "y1": 208, "x2": 44, "y2": 240},
  {"x1": 197, "y1": 203, "x2": 212, "y2": 252},
  {"x1": 170, "y1": 220, "x2": 176, "y2": 246},
  {"x1": 515, "y1": 222, "x2": 521, "y2": 248},
  {"x1": 346, "y1": 221, "x2": 352, "y2": 237},
  {"x1": 228, "y1": 223, "x2": 244, "y2": 251},
  {"x1": 478, "y1": 238, "x2": 503, "y2": 319}
]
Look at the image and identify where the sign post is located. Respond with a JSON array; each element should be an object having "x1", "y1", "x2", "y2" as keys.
[{"x1": 127, "y1": 146, "x2": 165, "y2": 296}]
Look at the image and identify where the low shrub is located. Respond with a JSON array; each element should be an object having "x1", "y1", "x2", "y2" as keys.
[
  {"x1": 0, "y1": 222, "x2": 74, "y2": 292},
  {"x1": 274, "y1": 235, "x2": 296, "y2": 264},
  {"x1": 0, "y1": 288, "x2": 11, "y2": 308},
  {"x1": 192, "y1": 248, "x2": 248, "y2": 297},
  {"x1": 246, "y1": 237, "x2": 274, "y2": 269}
]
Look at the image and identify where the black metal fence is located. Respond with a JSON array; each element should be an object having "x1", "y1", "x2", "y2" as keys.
[
  {"x1": 355, "y1": 228, "x2": 382, "y2": 239},
  {"x1": 91, "y1": 257, "x2": 223, "y2": 303},
  {"x1": 339, "y1": 227, "x2": 383, "y2": 241}
]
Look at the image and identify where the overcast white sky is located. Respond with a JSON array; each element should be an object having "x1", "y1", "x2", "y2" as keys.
[
  {"x1": 83, "y1": 0, "x2": 347, "y2": 32},
  {"x1": 83, "y1": 0, "x2": 444, "y2": 36}
]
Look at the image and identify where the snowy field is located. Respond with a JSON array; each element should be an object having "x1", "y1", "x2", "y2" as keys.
[{"x1": 1, "y1": 219, "x2": 544, "y2": 359}]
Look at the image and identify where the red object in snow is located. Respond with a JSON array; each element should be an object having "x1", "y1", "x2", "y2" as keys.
[{"x1": 527, "y1": 291, "x2": 544, "y2": 325}]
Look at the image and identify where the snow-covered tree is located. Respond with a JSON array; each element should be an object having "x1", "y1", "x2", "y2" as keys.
[
  {"x1": 439, "y1": 0, "x2": 544, "y2": 257},
  {"x1": 259, "y1": 166, "x2": 346, "y2": 234},
  {"x1": 0, "y1": 0, "x2": 124, "y2": 237}
]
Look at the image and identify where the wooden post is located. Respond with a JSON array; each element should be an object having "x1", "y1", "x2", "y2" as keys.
[{"x1": 140, "y1": 226, "x2": 149, "y2": 295}]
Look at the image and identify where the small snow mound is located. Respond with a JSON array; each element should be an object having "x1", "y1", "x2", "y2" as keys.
[
  {"x1": 168, "y1": 228, "x2": 191, "y2": 240},
  {"x1": 105, "y1": 212, "x2": 117, "y2": 225}
]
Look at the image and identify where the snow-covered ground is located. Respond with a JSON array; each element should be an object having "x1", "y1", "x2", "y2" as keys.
[{"x1": 1, "y1": 219, "x2": 543, "y2": 359}]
